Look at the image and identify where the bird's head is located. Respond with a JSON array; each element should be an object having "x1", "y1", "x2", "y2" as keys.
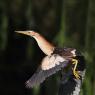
[
  {"x1": 15, "y1": 30, "x2": 39, "y2": 37},
  {"x1": 15, "y1": 30, "x2": 54, "y2": 56}
]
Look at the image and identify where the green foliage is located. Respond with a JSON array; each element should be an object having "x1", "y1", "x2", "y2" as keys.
[{"x1": 0, "y1": 13, "x2": 8, "y2": 51}]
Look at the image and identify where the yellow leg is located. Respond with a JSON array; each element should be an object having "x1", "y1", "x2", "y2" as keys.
[{"x1": 72, "y1": 59, "x2": 80, "y2": 79}]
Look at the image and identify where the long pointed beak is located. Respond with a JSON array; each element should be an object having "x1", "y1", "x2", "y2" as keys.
[{"x1": 15, "y1": 31, "x2": 31, "y2": 36}]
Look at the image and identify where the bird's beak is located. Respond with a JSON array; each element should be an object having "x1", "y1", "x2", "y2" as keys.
[{"x1": 15, "y1": 31, "x2": 31, "y2": 36}]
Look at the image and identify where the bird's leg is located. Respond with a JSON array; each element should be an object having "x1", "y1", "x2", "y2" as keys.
[{"x1": 72, "y1": 59, "x2": 80, "y2": 79}]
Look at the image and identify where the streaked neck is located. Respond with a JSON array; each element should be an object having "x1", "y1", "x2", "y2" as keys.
[{"x1": 32, "y1": 32, "x2": 55, "y2": 56}]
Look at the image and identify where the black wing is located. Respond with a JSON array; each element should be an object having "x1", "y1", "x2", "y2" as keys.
[{"x1": 25, "y1": 54, "x2": 70, "y2": 88}]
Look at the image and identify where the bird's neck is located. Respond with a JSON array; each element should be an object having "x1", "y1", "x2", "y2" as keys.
[{"x1": 32, "y1": 32, "x2": 55, "y2": 56}]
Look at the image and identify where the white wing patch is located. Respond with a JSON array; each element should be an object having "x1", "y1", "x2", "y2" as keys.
[
  {"x1": 71, "y1": 49, "x2": 76, "y2": 56},
  {"x1": 41, "y1": 55, "x2": 66, "y2": 70}
]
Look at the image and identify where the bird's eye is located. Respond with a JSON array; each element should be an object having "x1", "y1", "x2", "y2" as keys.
[{"x1": 28, "y1": 31, "x2": 31, "y2": 34}]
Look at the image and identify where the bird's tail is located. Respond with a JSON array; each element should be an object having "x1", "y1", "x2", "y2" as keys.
[{"x1": 58, "y1": 70, "x2": 86, "y2": 95}]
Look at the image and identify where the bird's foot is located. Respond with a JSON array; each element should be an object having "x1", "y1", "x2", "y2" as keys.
[
  {"x1": 72, "y1": 59, "x2": 80, "y2": 79},
  {"x1": 73, "y1": 70, "x2": 80, "y2": 79}
]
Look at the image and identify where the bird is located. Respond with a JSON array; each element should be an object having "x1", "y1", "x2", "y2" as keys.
[{"x1": 15, "y1": 30, "x2": 86, "y2": 95}]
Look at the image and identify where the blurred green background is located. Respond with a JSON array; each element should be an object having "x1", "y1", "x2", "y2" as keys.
[{"x1": 0, "y1": 0, "x2": 95, "y2": 95}]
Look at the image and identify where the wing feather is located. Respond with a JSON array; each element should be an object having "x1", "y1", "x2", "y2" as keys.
[{"x1": 25, "y1": 54, "x2": 69, "y2": 88}]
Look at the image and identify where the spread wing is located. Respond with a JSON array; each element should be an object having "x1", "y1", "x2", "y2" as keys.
[{"x1": 25, "y1": 54, "x2": 70, "y2": 88}]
